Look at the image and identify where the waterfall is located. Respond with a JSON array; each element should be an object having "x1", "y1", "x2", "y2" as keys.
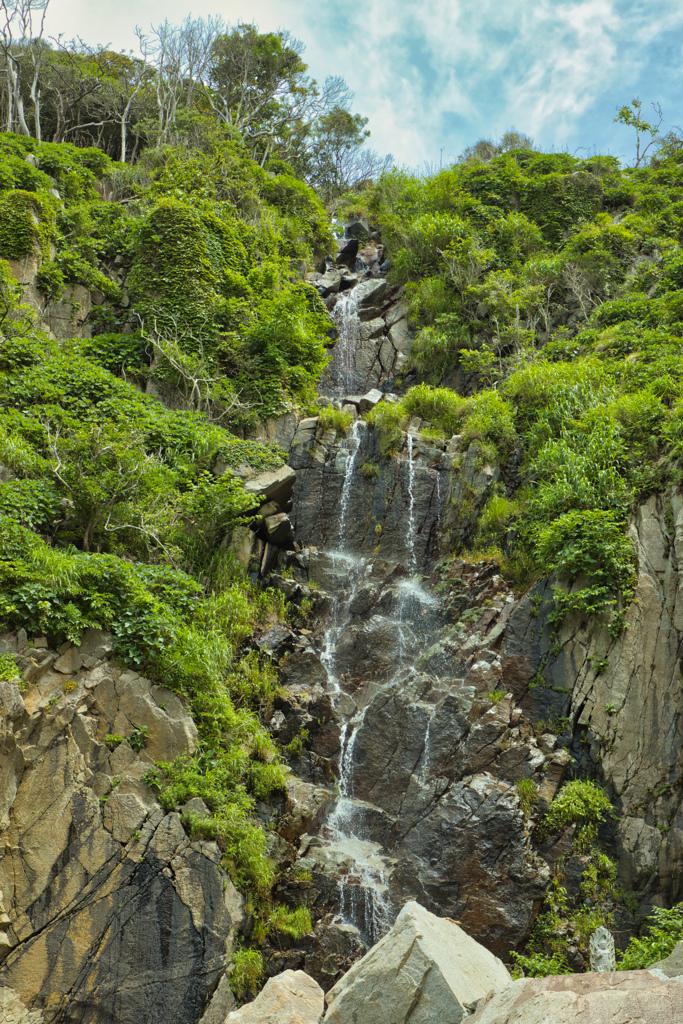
[
  {"x1": 405, "y1": 432, "x2": 417, "y2": 572},
  {"x1": 293, "y1": 263, "x2": 444, "y2": 951},
  {"x1": 338, "y1": 420, "x2": 362, "y2": 547},
  {"x1": 323, "y1": 289, "x2": 360, "y2": 396}
]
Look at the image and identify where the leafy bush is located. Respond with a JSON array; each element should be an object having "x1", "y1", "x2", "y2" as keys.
[
  {"x1": 618, "y1": 903, "x2": 683, "y2": 970},
  {"x1": 229, "y1": 946, "x2": 264, "y2": 1001},
  {"x1": 535, "y1": 508, "x2": 637, "y2": 624},
  {"x1": 510, "y1": 950, "x2": 571, "y2": 978},
  {"x1": 538, "y1": 780, "x2": 615, "y2": 839}
]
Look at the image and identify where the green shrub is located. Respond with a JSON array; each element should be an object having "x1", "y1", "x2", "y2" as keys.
[
  {"x1": 516, "y1": 778, "x2": 539, "y2": 815},
  {"x1": 618, "y1": 903, "x2": 683, "y2": 970},
  {"x1": 538, "y1": 779, "x2": 615, "y2": 840},
  {"x1": 510, "y1": 950, "x2": 571, "y2": 978},
  {"x1": 318, "y1": 406, "x2": 353, "y2": 436},
  {"x1": 229, "y1": 946, "x2": 264, "y2": 1002},
  {"x1": 535, "y1": 508, "x2": 636, "y2": 624}
]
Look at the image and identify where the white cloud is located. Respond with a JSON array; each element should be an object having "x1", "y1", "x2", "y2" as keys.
[{"x1": 42, "y1": 0, "x2": 683, "y2": 164}]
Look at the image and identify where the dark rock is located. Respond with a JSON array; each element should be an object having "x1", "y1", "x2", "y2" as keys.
[{"x1": 336, "y1": 239, "x2": 359, "y2": 269}]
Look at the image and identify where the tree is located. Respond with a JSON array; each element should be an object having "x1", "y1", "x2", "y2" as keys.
[
  {"x1": 614, "y1": 98, "x2": 663, "y2": 167},
  {"x1": 0, "y1": 0, "x2": 51, "y2": 138},
  {"x1": 305, "y1": 105, "x2": 392, "y2": 198},
  {"x1": 459, "y1": 130, "x2": 534, "y2": 164},
  {"x1": 203, "y1": 24, "x2": 311, "y2": 155}
]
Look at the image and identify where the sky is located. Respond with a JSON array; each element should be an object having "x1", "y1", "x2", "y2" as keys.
[{"x1": 44, "y1": 0, "x2": 683, "y2": 169}]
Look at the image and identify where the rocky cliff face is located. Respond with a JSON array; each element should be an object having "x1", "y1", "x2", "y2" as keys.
[
  {"x1": 0, "y1": 630, "x2": 243, "y2": 1024},
  {"x1": 502, "y1": 491, "x2": 683, "y2": 913}
]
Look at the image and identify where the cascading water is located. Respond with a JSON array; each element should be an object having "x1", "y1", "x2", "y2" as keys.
[
  {"x1": 321, "y1": 288, "x2": 361, "y2": 396},
  {"x1": 319, "y1": 421, "x2": 364, "y2": 691},
  {"x1": 294, "y1": 240, "x2": 447, "y2": 950}
]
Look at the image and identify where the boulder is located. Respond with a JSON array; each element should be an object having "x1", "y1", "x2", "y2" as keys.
[
  {"x1": 651, "y1": 938, "x2": 683, "y2": 977},
  {"x1": 244, "y1": 466, "x2": 297, "y2": 507},
  {"x1": 282, "y1": 779, "x2": 335, "y2": 841},
  {"x1": 227, "y1": 969, "x2": 324, "y2": 1024},
  {"x1": 323, "y1": 901, "x2": 510, "y2": 1024},
  {"x1": 358, "y1": 389, "x2": 383, "y2": 413},
  {"x1": 468, "y1": 970, "x2": 683, "y2": 1024},
  {"x1": 344, "y1": 218, "x2": 372, "y2": 239},
  {"x1": 353, "y1": 279, "x2": 387, "y2": 309},
  {"x1": 263, "y1": 512, "x2": 295, "y2": 547},
  {"x1": 336, "y1": 239, "x2": 359, "y2": 269}
]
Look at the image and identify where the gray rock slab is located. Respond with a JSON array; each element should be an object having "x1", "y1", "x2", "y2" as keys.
[
  {"x1": 244, "y1": 465, "x2": 297, "y2": 506},
  {"x1": 353, "y1": 279, "x2": 387, "y2": 308},
  {"x1": 227, "y1": 969, "x2": 324, "y2": 1023},
  {"x1": 323, "y1": 900, "x2": 511, "y2": 1024},
  {"x1": 651, "y1": 939, "x2": 683, "y2": 977},
  {"x1": 468, "y1": 970, "x2": 683, "y2": 1024},
  {"x1": 359, "y1": 389, "x2": 383, "y2": 412}
]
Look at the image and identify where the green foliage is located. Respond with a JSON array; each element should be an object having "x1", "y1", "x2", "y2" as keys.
[
  {"x1": 516, "y1": 778, "x2": 539, "y2": 815},
  {"x1": 618, "y1": 903, "x2": 683, "y2": 970},
  {"x1": 536, "y1": 509, "x2": 637, "y2": 624},
  {"x1": 265, "y1": 904, "x2": 313, "y2": 940},
  {"x1": 318, "y1": 406, "x2": 353, "y2": 436},
  {"x1": 538, "y1": 779, "x2": 615, "y2": 840},
  {"x1": 229, "y1": 946, "x2": 264, "y2": 1001},
  {"x1": 0, "y1": 652, "x2": 19, "y2": 684},
  {"x1": 510, "y1": 950, "x2": 571, "y2": 978}
]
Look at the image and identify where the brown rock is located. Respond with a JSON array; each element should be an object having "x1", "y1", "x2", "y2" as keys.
[{"x1": 469, "y1": 970, "x2": 683, "y2": 1023}]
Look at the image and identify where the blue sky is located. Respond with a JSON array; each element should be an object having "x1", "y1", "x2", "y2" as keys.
[{"x1": 49, "y1": 0, "x2": 683, "y2": 168}]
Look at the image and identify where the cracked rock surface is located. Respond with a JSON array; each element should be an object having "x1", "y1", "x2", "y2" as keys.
[{"x1": 0, "y1": 631, "x2": 243, "y2": 1024}]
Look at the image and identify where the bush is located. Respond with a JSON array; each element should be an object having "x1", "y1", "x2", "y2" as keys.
[
  {"x1": 229, "y1": 946, "x2": 264, "y2": 1002},
  {"x1": 538, "y1": 779, "x2": 615, "y2": 840},
  {"x1": 618, "y1": 903, "x2": 683, "y2": 970}
]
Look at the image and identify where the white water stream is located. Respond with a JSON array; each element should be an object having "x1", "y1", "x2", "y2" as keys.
[{"x1": 302, "y1": 246, "x2": 447, "y2": 948}]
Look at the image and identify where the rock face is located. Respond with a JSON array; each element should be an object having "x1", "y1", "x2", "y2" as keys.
[
  {"x1": 290, "y1": 424, "x2": 447, "y2": 569},
  {"x1": 501, "y1": 491, "x2": 683, "y2": 911},
  {"x1": 468, "y1": 970, "x2": 683, "y2": 1024},
  {"x1": 324, "y1": 901, "x2": 511, "y2": 1024},
  {"x1": 0, "y1": 631, "x2": 244, "y2": 1024},
  {"x1": 227, "y1": 970, "x2": 324, "y2": 1024}
]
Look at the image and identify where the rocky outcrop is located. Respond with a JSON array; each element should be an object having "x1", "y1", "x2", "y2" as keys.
[
  {"x1": 0, "y1": 630, "x2": 244, "y2": 1024},
  {"x1": 468, "y1": 970, "x2": 683, "y2": 1024},
  {"x1": 501, "y1": 491, "x2": 683, "y2": 914},
  {"x1": 273, "y1": 554, "x2": 555, "y2": 956},
  {"x1": 323, "y1": 901, "x2": 511, "y2": 1024},
  {"x1": 227, "y1": 970, "x2": 324, "y2": 1024},
  {"x1": 289, "y1": 425, "x2": 446, "y2": 570}
]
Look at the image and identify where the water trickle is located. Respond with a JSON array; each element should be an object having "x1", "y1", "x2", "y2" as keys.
[
  {"x1": 338, "y1": 420, "x2": 362, "y2": 547},
  {"x1": 319, "y1": 421, "x2": 364, "y2": 691},
  {"x1": 405, "y1": 433, "x2": 417, "y2": 572},
  {"x1": 325, "y1": 289, "x2": 360, "y2": 397}
]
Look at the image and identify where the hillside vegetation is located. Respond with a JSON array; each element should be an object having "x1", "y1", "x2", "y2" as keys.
[
  {"x1": 349, "y1": 147, "x2": 683, "y2": 631},
  {"x1": 2, "y1": 11, "x2": 683, "y2": 984}
]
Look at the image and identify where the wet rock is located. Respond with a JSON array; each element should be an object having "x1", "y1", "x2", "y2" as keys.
[
  {"x1": 282, "y1": 779, "x2": 335, "y2": 841},
  {"x1": 281, "y1": 649, "x2": 329, "y2": 690},
  {"x1": 323, "y1": 900, "x2": 511, "y2": 1024},
  {"x1": 468, "y1": 970, "x2": 683, "y2": 1024},
  {"x1": 392, "y1": 774, "x2": 549, "y2": 956},
  {"x1": 227, "y1": 969, "x2": 324, "y2": 1024},
  {"x1": 304, "y1": 921, "x2": 366, "y2": 992}
]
